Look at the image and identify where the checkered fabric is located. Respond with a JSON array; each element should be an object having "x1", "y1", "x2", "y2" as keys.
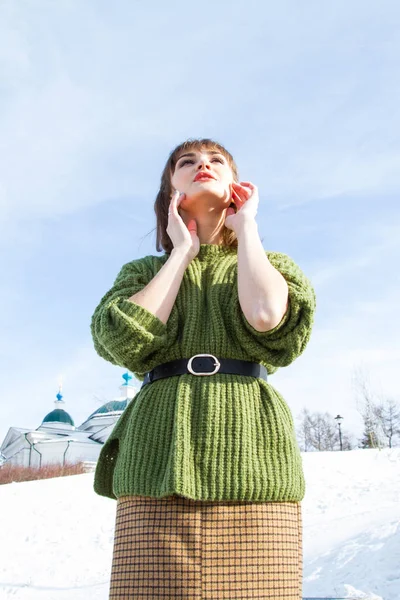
[{"x1": 109, "y1": 494, "x2": 303, "y2": 599}]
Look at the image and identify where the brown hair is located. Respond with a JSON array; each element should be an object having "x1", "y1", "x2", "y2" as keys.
[{"x1": 154, "y1": 138, "x2": 240, "y2": 254}]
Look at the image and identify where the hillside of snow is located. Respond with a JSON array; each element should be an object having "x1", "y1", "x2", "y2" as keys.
[{"x1": 0, "y1": 448, "x2": 399, "y2": 599}]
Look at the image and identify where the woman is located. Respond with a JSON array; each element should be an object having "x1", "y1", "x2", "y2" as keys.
[{"x1": 90, "y1": 137, "x2": 316, "y2": 599}]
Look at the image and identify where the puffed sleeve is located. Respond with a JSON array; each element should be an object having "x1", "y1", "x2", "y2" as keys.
[
  {"x1": 228, "y1": 251, "x2": 316, "y2": 368},
  {"x1": 90, "y1": 256, "x2": 179, "y2": 378}
]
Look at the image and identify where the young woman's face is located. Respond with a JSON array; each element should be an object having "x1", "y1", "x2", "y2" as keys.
[{"x1": 170, "y1": 148, "x2": 234, "y2": 211}]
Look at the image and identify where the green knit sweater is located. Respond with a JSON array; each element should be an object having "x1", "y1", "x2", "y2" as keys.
[{"x1": 90, "y1": 243, "x2": 316, "y2": 502}]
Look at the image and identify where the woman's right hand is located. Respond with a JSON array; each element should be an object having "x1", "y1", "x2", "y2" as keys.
[{"x1": 167, "y1": 190, "x2": 200, "y2": 261}]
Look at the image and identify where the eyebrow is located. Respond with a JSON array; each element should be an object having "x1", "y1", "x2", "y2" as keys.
[{"x1": 176, "y1": 151, "x2": 225, "y2": 162}]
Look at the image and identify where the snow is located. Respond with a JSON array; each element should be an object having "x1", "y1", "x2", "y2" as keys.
[
  {"x1": 301, "y1": 448, "x2": 400, "y2": 599},
  {"x1": 0, "y1": 448, "x2": 398, "y2": 599}
]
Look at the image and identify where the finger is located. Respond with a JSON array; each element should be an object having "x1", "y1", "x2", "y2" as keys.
[
  {"x1": 169, "y1": 190, "x2": 183, "y2": 215},
  {"x1": 177, "y1": 191, "x2": 185, "y2": 208},
  {"x1": 231, "y1": 187, "x2": 242, "y2": 201},
  {"x1": 170, "y1": 189, "x2": 180, "y2": 201},
  {"x1": 237, "y1": 181, "x2": 256, "y2": 193},
  {"x1": 232, "y1": 188, "x2": 246, "y2": 208},
  {"x1": 169, "y1": 189, "x2": 179, "y2": 205},
  {"x1": 231, "y1": 184, "x2": 242, "y2": 208},
  {"x1": 232, "y1": 182, "x2": 253, "y2": 196},
  {"x1": 232, "y1": 186, "x2": 253, "y2": 206},
  {"x1": 187, "y1": 218, "x2": 197, "y2": 234},
  {"x1": 238, "y1": 181, "x2": 255, "y2": 188},
  {"x1": 232, "y1": 189, "x2": 248, "y2": 208}
]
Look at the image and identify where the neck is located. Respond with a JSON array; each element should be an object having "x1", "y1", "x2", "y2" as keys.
[{"x1": 179, "y1": 208, "x2": 227, "y2": 244}]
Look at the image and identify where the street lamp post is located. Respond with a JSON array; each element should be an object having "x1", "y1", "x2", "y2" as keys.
[{"x1": 335, "y1": 414, "x2": 344, "y2": 451}]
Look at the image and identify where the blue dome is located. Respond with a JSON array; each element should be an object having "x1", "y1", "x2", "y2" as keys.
[
  {"x1": 88, "y1": 399, "x2": 128, "y2": 420},
  {"x1": 42, "y1": 409, "x2": 75, "y2": 426}
]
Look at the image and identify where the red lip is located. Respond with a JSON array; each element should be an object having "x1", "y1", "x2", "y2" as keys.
[{"x1": 194, "y1": 172, "x2": 216, "y2": 182}]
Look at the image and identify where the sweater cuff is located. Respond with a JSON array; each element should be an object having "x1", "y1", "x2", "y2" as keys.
[{"x1": 114, "y1": 299, "x2": 168, "y2": 336}]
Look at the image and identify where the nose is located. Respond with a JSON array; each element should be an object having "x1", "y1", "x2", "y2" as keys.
[{"x1": 197, "y1": 155, "x2": 212, "y2": 170}]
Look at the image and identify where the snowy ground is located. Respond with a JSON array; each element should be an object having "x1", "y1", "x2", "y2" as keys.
[
  {"x1": 0, "y1": 448, "x2": 398, "y2": 599},
  {"x1": 301, "y1": 448, "x2": 399, "y2": 600}
]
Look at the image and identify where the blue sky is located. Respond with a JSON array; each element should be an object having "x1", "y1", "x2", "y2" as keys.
[{"x1": 0, "y1": 0, "x2": 399, "y2": 446}]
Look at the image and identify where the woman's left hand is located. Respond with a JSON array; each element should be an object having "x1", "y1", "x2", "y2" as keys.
[{"x1": 224, "y1": 181, "x2": 259, "y2": 236}]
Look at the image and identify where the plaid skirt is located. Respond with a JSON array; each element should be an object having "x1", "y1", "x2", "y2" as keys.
[{"x1": 109, "y1": 494, "x2": 303, "y2": 600}]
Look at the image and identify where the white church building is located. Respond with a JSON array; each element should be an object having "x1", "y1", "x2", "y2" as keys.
[{"x1": 0, "y1": 372, "x2": 138, "y2": 470}]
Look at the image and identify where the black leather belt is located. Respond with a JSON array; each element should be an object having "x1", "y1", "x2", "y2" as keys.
[{"x1": 140, "y1": 354, "x2": 268, "y2": 387}]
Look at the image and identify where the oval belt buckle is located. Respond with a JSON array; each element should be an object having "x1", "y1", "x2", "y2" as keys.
[{"x1": 187, "y1": 354, "x2": 221, "y2": 376}]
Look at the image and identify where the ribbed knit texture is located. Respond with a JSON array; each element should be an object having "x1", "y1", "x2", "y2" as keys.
[{"x1": 90, "y1": 243, "x2": 316, "y2": 502}]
